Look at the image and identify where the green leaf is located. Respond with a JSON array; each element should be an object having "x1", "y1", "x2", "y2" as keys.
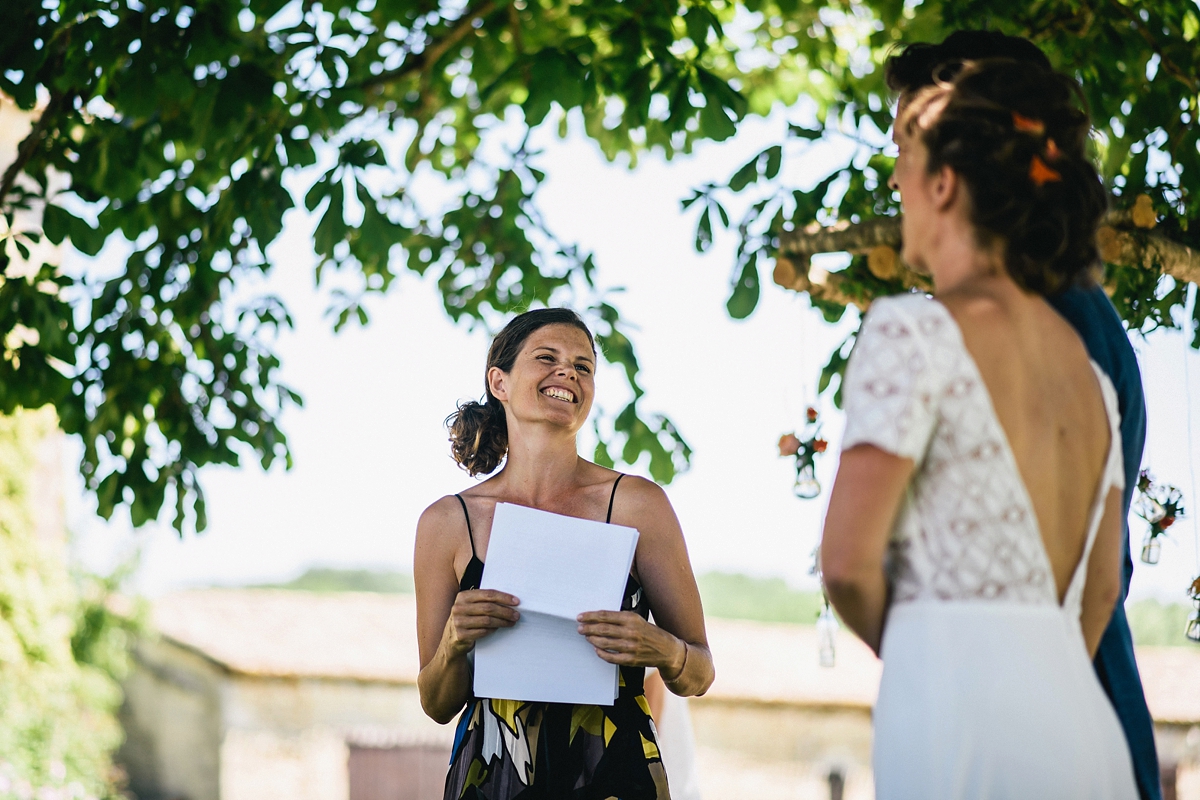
[
  {"x1": 313, "y1": 181, "x2": 347, "y2": 258},
  {"x1": 699, "y1": 100, "x2": 737, "y2": 141},
  {"x1": 726, "y1": 258, "x2": 760, "y2": 319},
  {"x1": 729, "y1": 156, "x2": 759, "y2": 192},
  {"x1": 764, "y1": 145, "x2": 782, "y2": 180},
  {"x1": 788, "y1": 123, "x2": 824, "y2": 140},
  {"x1": 685, "y1": 7, "x2": 712, "y2": 53},
  {"x1": 42, "y1": 204, "x2": 72, "y2": 245},
  {"x1": 695, "y1": 206, "x2": 713, "y2": 252}
]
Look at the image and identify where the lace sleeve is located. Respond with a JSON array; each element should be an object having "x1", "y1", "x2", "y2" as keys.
[{"x1": 841, "y1": 296, "x2": 942, "y2": 462}]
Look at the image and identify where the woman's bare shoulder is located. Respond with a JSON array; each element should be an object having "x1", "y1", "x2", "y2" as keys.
[
  {"x1": 611, "y1": 475, "x2": 677, "y2": 525},
  {"x1": 416, "y1": 495, "x2": 470, "y2": 551}
]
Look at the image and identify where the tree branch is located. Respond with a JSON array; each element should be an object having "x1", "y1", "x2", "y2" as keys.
[
  {"x1": 0, "y1": 90, "x2": 68, "y2": 214},
  {"x1": 354, "y1": 0, "x2": 498, "y2": 92},
  {"x1": 776, "y1": 212, "x2": 1200, "y2": 297}
]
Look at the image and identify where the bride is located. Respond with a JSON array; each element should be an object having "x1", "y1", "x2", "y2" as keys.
[{"x1": 820, "y1": 58, "x2": 1138, "y2": 799}]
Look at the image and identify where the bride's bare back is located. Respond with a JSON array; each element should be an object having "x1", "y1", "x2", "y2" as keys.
[{"x1": 939, "y1": 281, "x2": 1112, "y2": 601}]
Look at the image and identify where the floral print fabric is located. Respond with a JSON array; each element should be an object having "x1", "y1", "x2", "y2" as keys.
[{"x1": 444, "y1": 561, "x2": 670, "y2": 800}]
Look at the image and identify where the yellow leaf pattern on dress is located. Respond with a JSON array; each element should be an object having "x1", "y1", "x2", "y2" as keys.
[
  {"x1": 640, "y1": 732, "x2": 660, "y2": 760},
  {"x1": 490, "y1": 698, "x2": 523, "y2": 734},
  {"x1": 635, "y1": 694, "x2": 652, "y2": 717},
  {"x1": 603, "y1": 716, "x2": 617, "y2": 746},
  {"x1": 569, "y1": 704, "x2": 604, "y2": 744},
  {"x1": 464, "y1": 759, "x2": 487, "y2": 790}
]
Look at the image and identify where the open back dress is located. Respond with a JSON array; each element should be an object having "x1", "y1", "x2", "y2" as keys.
[{"x1": 841, "y1": 294, "x2": 1138, "y2": 800}]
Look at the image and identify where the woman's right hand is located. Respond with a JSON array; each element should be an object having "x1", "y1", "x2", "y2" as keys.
[{"x1": 442, "y1": 589, "x2": 520, "y2": 656}]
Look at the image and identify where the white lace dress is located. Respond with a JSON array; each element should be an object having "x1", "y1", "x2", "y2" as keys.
[{"x1": 841, "y1": 294, "x2": 1138, "y2": 800}]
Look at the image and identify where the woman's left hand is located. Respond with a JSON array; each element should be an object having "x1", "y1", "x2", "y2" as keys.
[{"x1": 577, "y1": 610, "x2": 685, "y2": 674}]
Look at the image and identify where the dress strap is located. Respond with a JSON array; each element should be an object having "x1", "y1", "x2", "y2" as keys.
[
  {"x1": 606, "y1": 474, "x2": 625, "y2": 524},
  {"x1": 454, "y1": 494, "x2": 477, "y2": 560}
]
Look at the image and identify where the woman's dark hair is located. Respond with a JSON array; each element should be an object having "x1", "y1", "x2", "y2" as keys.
[
  {"x1": 899, "y1": 58, "x2": 1108, "y2": 294},
  {"x1": 446, "y1": 308, "x2": 596, "y2": 476},
  {"x1": 885, "y1": 30, "x2": 1051, "y2": 94}
]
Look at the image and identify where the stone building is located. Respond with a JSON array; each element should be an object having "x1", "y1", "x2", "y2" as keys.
[{"x1": 120, "y1": 589, "x2": 1200, "y2": 800}]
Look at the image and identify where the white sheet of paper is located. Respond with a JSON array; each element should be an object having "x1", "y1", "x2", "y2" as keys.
[{"x1": 473, "y1": 502, "x2": 639, "y2": 705}]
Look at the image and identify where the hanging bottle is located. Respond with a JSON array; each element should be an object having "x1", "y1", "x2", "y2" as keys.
[
  {"x1": 794, "y1": 462, "x2": 821, "y2": 499},
  {"x1": 817, "y1": 595, "x2": 838, "y2": 668},
  {"x1": 1187, "y1": 598, "x2": 1200, "y2": 644},
  {"x1": 1141, "y1": 533, "x2": 1161, "y2": 565}
]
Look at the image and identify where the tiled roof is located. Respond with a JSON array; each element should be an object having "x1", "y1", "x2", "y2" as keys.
[
  {"x1": 150, "y1": 590, "x2": 1200, "y2": 723},
  {"x1": 151, "y1": 589, "x2": 422, "y2": 683}
]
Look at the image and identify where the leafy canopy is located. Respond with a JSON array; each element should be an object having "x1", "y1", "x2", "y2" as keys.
[
  {"x1": 0, "y1": 0, "x2": 780, "y2": 532},
  {"x1": 691, "y1": 0, "x2": 1199, "y2": 402},
  {"x1": 2, "y1": 0, "x2": 1197, "y2": 533}
]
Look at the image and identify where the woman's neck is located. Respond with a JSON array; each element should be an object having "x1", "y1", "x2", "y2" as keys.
[
  {"x1": 926, "y1": 217, "x2": 1007, "y2": 295},
  {"x1": 496, "y1": 426, "x2": 584, "y2": 505}
]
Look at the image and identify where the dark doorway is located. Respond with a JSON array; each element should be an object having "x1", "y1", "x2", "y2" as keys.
[{"x1": 348, "y1": 744, "x2": 452, "y2": 800}]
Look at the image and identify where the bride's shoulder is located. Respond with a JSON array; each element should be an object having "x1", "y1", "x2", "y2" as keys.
[{"x1": 860, "y1": 293, "x2": 951, "y2": 344}]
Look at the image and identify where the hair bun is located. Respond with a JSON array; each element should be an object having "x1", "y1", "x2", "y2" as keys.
[
  {"x1": 446, "y1": 399, "x2": 508, "y2": 477},
  {"x1": 916, "y1": 59, "x2": 1108, "y2": 294}
]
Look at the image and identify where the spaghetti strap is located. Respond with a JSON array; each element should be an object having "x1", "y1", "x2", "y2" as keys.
[
  {"x1": 605, "y1": 474, "x2": 625, "y2": 524},
  {"x1": 454, "y1": 494, "x2": 477, "y2": 560}
]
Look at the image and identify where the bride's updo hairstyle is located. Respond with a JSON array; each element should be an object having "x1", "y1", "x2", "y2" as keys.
[
  {"x1": 897, "y1": 58, "x2": 1108, "y2": 295},
  {"x1": 447, "y1": 307, "x2": 596, "y2": 476}
]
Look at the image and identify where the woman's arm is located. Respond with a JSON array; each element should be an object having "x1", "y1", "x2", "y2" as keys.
[
  {"x1": 1080, "y1": 488, "x2": 1124, "y2": 658},
  {"x1": 414, "y1": 497, "x2": 520, "y2": 724},
  {"x1": 577, "y1": 477, "x2": 714, "y2": 697},
  {"x1": 820, "y1": 445, "x2": 914, "y2": 655}
]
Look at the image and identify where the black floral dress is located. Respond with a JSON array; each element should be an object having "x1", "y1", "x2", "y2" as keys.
[{"x1": 444, "y1": 481, "x2": 670, "y2": 800}]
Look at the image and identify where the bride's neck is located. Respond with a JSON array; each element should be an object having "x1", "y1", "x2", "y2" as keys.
[{"x1": 927, "y1": 222, "x2": 1007, "y2": 295}]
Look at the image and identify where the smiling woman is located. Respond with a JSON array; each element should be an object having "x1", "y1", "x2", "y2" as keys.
[{"x1": 413, "y1": 308, "x2": 713, "y2": 800}]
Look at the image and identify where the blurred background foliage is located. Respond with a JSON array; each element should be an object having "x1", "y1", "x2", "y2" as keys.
[
  {"x1": 0, "y1": 409, "x2": 143, "y2": 800},
  {"x1": 1, "y1": 0, "x2": 1195, "y2": 534},
  {"x1": 257, "y1": 565, "x2": 1198, "y2": 645}
]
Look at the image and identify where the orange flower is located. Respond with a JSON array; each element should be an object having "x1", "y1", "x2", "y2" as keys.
[
  {"x1": 813, "y1": 439, "x2": 828, "y2": 453},
  {"x1": 1029, "y1": 155, "x2": 1062, "y2": 187},
  {"x1": 1160, "y1": 515, "x2": 1176, "y2": 530},
  {"x1": 1012, "y1": 111, "x2": 1045, "y2": 135},
  {"x1": 806, "y1": 406, "x2": 819, "y2": 423},
  {"x1": 1044, "y1": 138, "x2": 1061, "y2": 161},
  {"x1": 778, "y1": 433, "x2": 801, "y2": 457}
]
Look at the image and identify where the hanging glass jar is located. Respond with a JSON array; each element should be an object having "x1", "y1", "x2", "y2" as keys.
[
  {"x1": 817, "y1": 597, "x2": 838, "y2": 668},
  {"x1": 1140, "y1": 533, "x2": 1161, "y2": 565},
  {"x1": 794, "y1": 462, "x2": 821, "y2": 499}
]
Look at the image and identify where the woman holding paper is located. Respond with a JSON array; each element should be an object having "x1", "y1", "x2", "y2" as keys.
[{"x1": 414, "y1": 308, "x2": 714, "y2": 800}]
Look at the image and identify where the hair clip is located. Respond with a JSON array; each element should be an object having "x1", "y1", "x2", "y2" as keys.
[
  {"x1": 1012, "y1": 111, "x2": 1046, "y2": 136},
  {"x1": 1029, "y1": 154, "x2": 1062, "y2": 187}
]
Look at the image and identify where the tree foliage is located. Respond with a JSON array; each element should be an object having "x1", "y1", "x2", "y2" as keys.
[
  {"x1": 0, "y1": 0, "x2": 788, "y2": 532},
  {"x1": 2, "y1": 0, "x2": 1196, "y2": 532},
  {"x1": 690, "y1": 0, "x2": 1199, "y2": 402},
  {"x1": 0, "y1": 409, "x2": 140, "y2": 800}
]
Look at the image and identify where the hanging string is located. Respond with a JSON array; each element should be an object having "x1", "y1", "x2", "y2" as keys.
[
  {"x1": 1183, "y1": 283, "x2": 1200, "y2": 643},
  {"x1": 1184, "y1": 282, "x2": 1200, "y2": 573}
]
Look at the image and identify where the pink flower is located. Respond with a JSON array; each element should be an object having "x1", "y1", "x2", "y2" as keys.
[{"x1": 778, "y1": 433, "x2": 801, "y2": 457}]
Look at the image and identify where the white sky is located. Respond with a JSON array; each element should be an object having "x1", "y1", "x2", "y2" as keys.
[{"x1": 67, "y1": 106, "x2": 1200, "y2": 605}]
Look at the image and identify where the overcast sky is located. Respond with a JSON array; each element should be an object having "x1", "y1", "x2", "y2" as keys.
[{"x1": 67, "y1": 105, "x2": 1200, "y2": 605}]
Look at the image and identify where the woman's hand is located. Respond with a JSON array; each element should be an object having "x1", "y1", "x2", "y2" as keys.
[
  {"x1": 576, "y1": 610, "x2": 686, "y2": 676},
  {"x1": 442, "y1": 589, "x2": 520, "y2": 656}
]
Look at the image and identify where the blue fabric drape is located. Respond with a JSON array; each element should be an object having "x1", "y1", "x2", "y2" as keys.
[{"x1": 1049, "y1": 285, "x2": 1161, "y2": 800}]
